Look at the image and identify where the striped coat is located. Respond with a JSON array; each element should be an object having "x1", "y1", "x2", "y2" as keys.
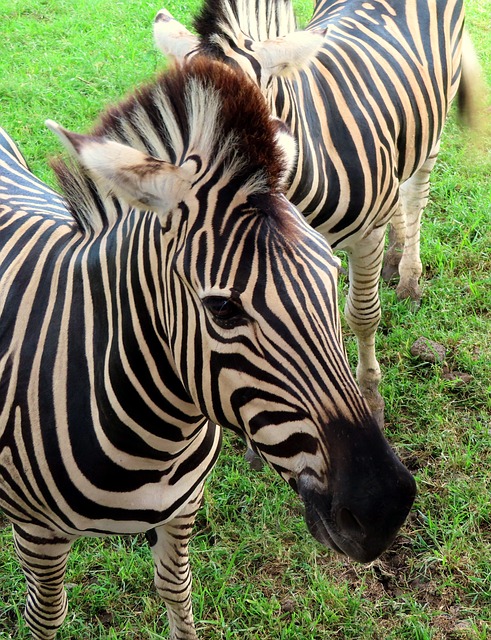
[
  {"x1": 0, "y1": 58, "x2": 415, "y2": 639},
  {"x1": 154, "y1": 0, "x2": 484, "y2": 424}
]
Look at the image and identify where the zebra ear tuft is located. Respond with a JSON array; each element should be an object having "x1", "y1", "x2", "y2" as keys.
[
  {"x1": 47, "y1": 122, "x2": 192, "y2": 218},
  {"x1": 153, "y1": 9, "x2": 200, "y2": 62},
  {"x1": 46, "y1": 120, "x2": 97, "y2": 155}
]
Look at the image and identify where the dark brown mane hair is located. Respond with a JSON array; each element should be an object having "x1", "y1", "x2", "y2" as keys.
[
  {"x1": 96, "y1": 57, "x2": 287, "y2": 189},
  {"x1": 51, "y1": 56, "x2": 291, "y2": 232}
]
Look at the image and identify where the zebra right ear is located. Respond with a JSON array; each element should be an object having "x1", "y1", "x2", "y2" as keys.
[
  {"x1": 153, "y1": 9, "x2": 200, "y2": 62},
  {"x1": 255, "y1": 30, "x2": 325, "y2": 79},
  {"x1": 46, "y1": 120, "x2": 193, "y2": 218}
]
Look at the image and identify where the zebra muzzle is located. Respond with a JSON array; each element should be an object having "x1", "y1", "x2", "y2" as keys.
[{"x1": 297, "y1": 421, "x2": 416, "y2": 563}]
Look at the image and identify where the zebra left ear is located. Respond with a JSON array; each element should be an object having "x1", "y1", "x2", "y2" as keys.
[
  {"x1": 46, "y1": 120, "x2": 193, "y2": 218},
  {"x1": 153, "y1": 9, "x2": 200, "y2": 62}
]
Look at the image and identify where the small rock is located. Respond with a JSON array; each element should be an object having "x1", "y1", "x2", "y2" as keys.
[
  {"x1": 410, "y1": 337, "x2": 446, "y2": 363},
  {"x1": 280, "y1": 598, "x2": 295, "y2": 613}
]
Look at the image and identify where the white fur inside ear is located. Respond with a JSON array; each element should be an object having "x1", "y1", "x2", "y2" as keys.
[
  {"x1": 77, "y1": 139, "x2": 192, "y2": 216},
  {"x1": 256, "y1": 30, "x2": 325, "y2": 77},
  {"x1": 79, "y1": 140, "x2": 151, "y2": 176},
  {"x1": 46, "y1": 120, "x2": 197, "y2": 218}
]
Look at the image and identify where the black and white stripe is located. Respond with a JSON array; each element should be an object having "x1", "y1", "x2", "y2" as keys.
[
  {"x1": 0, "y1": 58, "x2": 415, "y2": 639},
  {"x1": 154, "y1": 0, "x2": 484, "y2": 425}
]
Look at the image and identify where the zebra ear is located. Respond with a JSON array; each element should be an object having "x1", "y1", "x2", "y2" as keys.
[
  {"x1": 253, "y1": 30, "x2": 325, "y2": 79},
  {"x1": 153, "y1": 9, "x2": 200, "y2": 62},
  {"x1": 46, "y1": 120, "x2": 193, "y2": 217}
]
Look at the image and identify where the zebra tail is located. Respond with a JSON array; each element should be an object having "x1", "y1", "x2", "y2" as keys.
[{"x1": 457, "y1": 30, "x2": 490, "y2": 134}]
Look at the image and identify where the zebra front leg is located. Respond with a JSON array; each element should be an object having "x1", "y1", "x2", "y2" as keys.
[
  {"x1": 396, "y1": 144, "x2": 440, "y2": 305},
  {"x1": 13, "y1": 524, "x2": 72, "y2": 640},
  {"x1": 146, "y1": 484, "x2": 205, "y2": 640},
  {"x1": 345, "y1": 229, "x2": 386, "y2": 427}
]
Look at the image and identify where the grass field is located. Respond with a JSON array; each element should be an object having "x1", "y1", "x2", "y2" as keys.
[{"x1": 1, "y1": 1, "x2": 490, "y2": 638}]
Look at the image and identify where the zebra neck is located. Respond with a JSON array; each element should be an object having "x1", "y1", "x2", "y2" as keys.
[{"x1": 70, "y1": 214, "x2": 206, "y2": 459}]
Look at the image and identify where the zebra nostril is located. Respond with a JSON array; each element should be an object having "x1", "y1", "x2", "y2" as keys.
[{"x1": 337, "y1": 507, "x2": 365, "y2": 538}]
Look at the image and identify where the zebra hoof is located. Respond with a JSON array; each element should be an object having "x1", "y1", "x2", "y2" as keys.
[
  {"x1": 407, "y1": 298, "x2": 421, "y2": 313},
  {"x1": 395, "y1": 283, "x2": 422, "y2": 311},
  {"x1": 245, "y1": 448, "x2": 264, "y2": 471},
  {"x1": 382, "y1": 241, "x2": 403, "y2": 282}
]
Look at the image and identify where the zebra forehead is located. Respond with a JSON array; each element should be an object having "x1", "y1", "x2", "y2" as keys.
[{"x1": 90, "y1": 57, "x2": 289, "y2": 191}]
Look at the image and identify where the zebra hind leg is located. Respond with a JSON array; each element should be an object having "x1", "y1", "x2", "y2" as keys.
[
  {"x1": 146, "y1": 485, "x2": 205, "y2": 640},
  {"x1": 344, "y1": 228, "x2": 387, "y2": 427},
  {"x1": 12, "y1": 524, "x2": 72, "y2": 640},
  {"x1": 381, "y1": 204, "x2": 405, "y2": 282},
  {"x1": 395, "y1": 145, "x2": 440, "y2": 306}
]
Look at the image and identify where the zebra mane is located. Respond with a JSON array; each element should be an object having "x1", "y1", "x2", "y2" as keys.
[
  {"x1": 194, "y1": 0, "x2": 297, "y2": 52},
  {"x1": 50, "y1": 57, "x2": 290, "y2": 233}
]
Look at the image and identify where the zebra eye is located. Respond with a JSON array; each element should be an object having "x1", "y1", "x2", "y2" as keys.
[{"x1": 202, "y1": 296, "x2": 247, "y2": 328}]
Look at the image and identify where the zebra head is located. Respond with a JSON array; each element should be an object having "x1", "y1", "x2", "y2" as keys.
[
  {"x1": 48, "y1": 58, "x2": 414, "y2": 563},
  {"x1": 154, "y1": 0, "x2": 324, "y2": 91}
]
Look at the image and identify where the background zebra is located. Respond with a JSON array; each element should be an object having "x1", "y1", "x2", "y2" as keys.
[
  {"x1": 0, "y1": 58, "x2": 415, "y2": 639},
  {"x1": 154, "y1": 0, "x2": 486, "y2": 425}
]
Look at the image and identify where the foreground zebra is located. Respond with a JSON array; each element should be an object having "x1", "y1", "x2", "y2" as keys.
[
  {"x1": 0, "y1": 58, "x2": 416, "y2": 639},
  {"x1": 154, "y1": 0, "x2": 484, "y2": 424}
]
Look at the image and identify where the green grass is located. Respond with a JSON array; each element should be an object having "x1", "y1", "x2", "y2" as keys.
[{"x1": 1, "y1": 1, "x2": 491, "y2": 639}]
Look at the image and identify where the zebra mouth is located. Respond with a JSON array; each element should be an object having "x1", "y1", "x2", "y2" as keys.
[
  {"x1": 302, "y1": 493, "x2": 380, "y2": 563},
  {"x1": 298, "y1": 475, "x2": 348, "y2": 557},
  {"x1": 303, "y1": 503, "x2": 345, "y2": 556},
  {"x1": 297, "y1": 473, "x2": 382, "y2": 562},
  {"x1": 303, "y1": 500, "x2": 399, "y2": 564}
]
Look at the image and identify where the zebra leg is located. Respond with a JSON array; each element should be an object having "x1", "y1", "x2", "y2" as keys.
[
  {"x1": 381, "y1": 204, "x2": 405, "y2": 282},
  {"x1": 344, "y1": 228, "x2": 386, "y2": 427},
  {"x1": 245, "y1": 446, "x2": 264, "y2": 470},
  {"x1": 395, "y1": 144, "x2": 440, "y2": 304},
  {"x1": 146, "y1": 485, "x2": 205, "y2": 640},
  {"x1": 12, "y1": 524, "x2": 72, "y2": 640}
]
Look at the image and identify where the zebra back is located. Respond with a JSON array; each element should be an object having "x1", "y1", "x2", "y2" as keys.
[{"x1": 0, "y1": 127, "x2": 70, "y2": 222}]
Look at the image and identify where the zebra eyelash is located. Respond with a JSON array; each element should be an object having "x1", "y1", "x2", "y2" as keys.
[{"x1": 202, "y1": 295, "x2": 250, "y2": 329}]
